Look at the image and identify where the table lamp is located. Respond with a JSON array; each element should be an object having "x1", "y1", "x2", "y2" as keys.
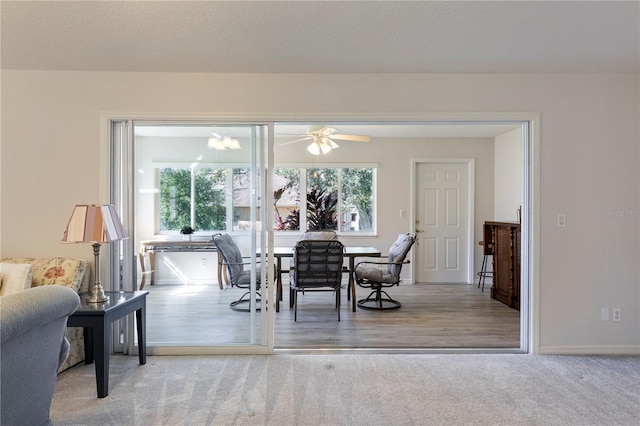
[{"x1": 62, "y1": 204, "x2": 128, "y2": 303}]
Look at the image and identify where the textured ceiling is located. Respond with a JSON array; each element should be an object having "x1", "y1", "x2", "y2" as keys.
[{"x1": 1, "y1": 0, "x2": 638, "y2": 73}]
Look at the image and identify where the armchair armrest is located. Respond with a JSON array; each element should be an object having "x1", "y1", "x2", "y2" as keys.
[
  {"x1": 1, "y1": 286, "x2": 80, "y2": 343},
  {"x1": 219, "y1": 259, "x2": 257, "y2": 267},
  {"x1": 355, "y1": 259, "x2": 410, "y2": 269}
]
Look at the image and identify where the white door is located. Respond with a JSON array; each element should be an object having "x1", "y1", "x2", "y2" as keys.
[{"x1": 415, "y1": 162, "x2": 470, "y2": 283}]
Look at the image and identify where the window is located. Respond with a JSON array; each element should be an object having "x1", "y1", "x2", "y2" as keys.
[
  {"x1": 274, "y1": 166, "x2": 375, "y2": 233},
  {"x1": 273, "y1": 168, "x2": 301, "y2": 231},
  {"x1": 341, "y1": 168, "x2": 374, "y2": 231},
  {"x1": 159, "y1": 165, "x2": 375, "y2": 234},
  {"x1": 232, "y1": 167, "x2": 262, "y2": 230},
  {"x1": 159, "y1": 167, "x2": 227, "y2": 232}
]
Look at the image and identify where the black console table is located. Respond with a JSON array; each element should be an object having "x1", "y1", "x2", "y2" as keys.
[{"x1": 67, "y1": 290, "x2": 148, "y2": 398}]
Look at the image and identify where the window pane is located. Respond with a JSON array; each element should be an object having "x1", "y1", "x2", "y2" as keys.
[
  {"x1": 159, "y1": 168, "x2": 191, "y2": 231},
  {"x1": 341, "y1": 168, "x2": 374, "y2": 231},
  {"x1": 274, "y1": 168, "x2": 300, "y2": 230},
  {"x1": 194, "y1": 168, "x2": 227, "y2": 231},
  {"x1": 159, "y1": 167, "x2": 228, "y2": 232},
  {"x1": 307, "y1": 168, "x2": 338, "y2": 231},
  {"x1": 232, "y1": 168, "x2": 262, "y2": 230}
]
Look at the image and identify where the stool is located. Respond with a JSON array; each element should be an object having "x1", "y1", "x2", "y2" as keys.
[{"x1": 477, "y1": 241, "x2": 493, "y2": 292}]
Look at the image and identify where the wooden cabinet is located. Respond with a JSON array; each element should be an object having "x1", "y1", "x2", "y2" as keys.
[{"x1": 484, "y1": 221, "x2": 520, "y2": 310}]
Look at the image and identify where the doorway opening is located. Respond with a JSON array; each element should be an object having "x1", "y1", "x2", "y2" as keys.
[{"x1": 109, "y1": 118, "x2": 533, "y2": 354}]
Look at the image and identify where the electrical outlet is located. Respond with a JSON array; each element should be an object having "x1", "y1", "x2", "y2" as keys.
[
  {"x1": 600, "y1": 307, "x2": 610, "y2": 321},
  {"x1": 612, "y1": 308, "x2": 621, "y2": 322},
  {"x1": 201, "y1": 258, "x2": 207, "y2": 267},
  {"x1": 557, "y1": 214, "x2": 566, "y2": 227}
]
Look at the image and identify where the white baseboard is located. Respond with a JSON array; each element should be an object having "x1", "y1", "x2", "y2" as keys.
[{"x1": 538, "y1": 345, "x2": 640, "y2": 355}]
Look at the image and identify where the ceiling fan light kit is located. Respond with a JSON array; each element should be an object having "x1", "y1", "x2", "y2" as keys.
[
  {"x1": 283, "y1": 126, "x2": 371, "y2": 156},
  {"x1": 208, "y1": 134, "x2": 241, "y2": 150},
  {"x1": 307, "y1": 137, "x2": 334, "y2": 155}
]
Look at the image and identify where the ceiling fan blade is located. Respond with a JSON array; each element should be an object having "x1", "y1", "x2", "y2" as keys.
[
  {"x1": 331, "y1": 134, "x2": 371, "y2": 142},
  {"x1": 278, "y1": 136, "x2": 313, "y2": 146}
]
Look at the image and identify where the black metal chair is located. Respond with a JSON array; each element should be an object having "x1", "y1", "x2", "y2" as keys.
[
  {"x1": 355, "y1": 232, "x2": 417, "y2": 310},
  {"x1": 289, "y1": 240, "x2": 345, "y2": 321},
  {"x1": 211, "y1": 233, "x2": 262, "y2": 311}
]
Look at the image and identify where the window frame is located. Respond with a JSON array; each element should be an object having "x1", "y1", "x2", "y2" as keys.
[
  {"x1": 274, "y1": 162, "x2": 378, "y2": 236},
  {"x1": 154, "y1": 161, "x2": 378, "y2": 236}
]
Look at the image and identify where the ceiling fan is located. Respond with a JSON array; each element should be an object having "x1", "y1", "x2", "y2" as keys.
[{"x1": 279, "y1": 126, "x2": 371, "y2": 155}]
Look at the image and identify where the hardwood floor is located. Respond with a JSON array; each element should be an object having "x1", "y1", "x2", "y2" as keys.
[{"x1": 145, "y1": 281, "x2": 520, "y2": 349}]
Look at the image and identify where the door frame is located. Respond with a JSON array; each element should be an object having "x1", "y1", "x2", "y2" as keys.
[
  {"x1": 411, "y1": 158, "x2": 476, "y2": 284},
  {"x1": 100, "y1": 112, "x2": 539, "y2": 354}
]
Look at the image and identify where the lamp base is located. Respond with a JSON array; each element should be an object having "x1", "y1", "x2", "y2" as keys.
[
  {"x1": 86, "y1": 242, "x2": 110, "y2": 303},
  {"x1": 85, "y1": 284, "x2": 110, "y2": 304},
  {"x1": 85, "y1": 294, "x2": 110, "y2": 304}
]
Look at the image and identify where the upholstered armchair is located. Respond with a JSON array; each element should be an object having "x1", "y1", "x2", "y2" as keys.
[
  {"x1": 212, "y1": 233, "x2": 263, "y2": 311},
  {"x1": 355, "y1": 232, "x2": 417, "y2": 310},
  {"x1": 0, "y1": 285, "x2": 80, "y2": 426}
]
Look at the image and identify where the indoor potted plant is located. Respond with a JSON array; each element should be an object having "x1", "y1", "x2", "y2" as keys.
[{"x1": 180, "y1": 226, "x2": 195, "y2": 241}]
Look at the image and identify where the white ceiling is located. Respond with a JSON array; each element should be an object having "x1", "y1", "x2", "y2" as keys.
[
  {"x1": 3, "y1": 1, "x2": 636, "y2": 139},
  {"x1": 1, "y1": 1, "x2": 638, "y2": 74}
]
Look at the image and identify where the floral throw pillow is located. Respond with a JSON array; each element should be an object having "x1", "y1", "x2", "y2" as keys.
[{"x1": 30, "y1": 257, "x2": 87, "y2": 291}]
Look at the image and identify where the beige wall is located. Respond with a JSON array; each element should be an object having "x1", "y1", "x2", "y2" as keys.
[
  {"x1": 1, "y1": 71, "x2": 638, "y2": 353},
  {"x1": 494, "y1": 127, "x2": 523, "y2": 221}
]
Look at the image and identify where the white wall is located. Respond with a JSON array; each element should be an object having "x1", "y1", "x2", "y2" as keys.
[
  {"x1": 494, "y1": 128, "x2": 523, "y2": 221},
  {"x1": 135, "y1": 133, "x2": 495, "y2": 284},
  {"x1": 1, "y1": 71, "x2": 638, "y2": 353}
]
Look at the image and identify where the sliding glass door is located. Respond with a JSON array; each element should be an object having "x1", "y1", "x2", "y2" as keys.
[{"x1": 112, "y1": 120, "x2": 271, "y2": 353}]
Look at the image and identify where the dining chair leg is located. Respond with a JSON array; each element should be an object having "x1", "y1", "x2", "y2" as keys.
[{"x1": 293, "y1": 290, "x2": 298, "y2": 322}]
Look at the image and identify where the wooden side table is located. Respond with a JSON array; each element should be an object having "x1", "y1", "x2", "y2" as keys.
[{"x1": 67, "y1": 291, "x2": 148, "y2": 398}]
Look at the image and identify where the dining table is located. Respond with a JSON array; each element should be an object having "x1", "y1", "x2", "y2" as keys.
[{"x1": 268, "y1": 246, "x2": 381, "y2": 312}]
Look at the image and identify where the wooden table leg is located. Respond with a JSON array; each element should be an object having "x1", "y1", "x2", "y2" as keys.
[
  {"x1": 136, "y1": 307, "x2": 146, "y2": 365},
  {"x1": 217, "y1": 252, "x2": 225, "y2": 290},
  {"x1": 93, "y1": 320, "x2": 110, "y2": 398},
  {"x1": 83, "y1": 327, "x2": 94, "y2": 364},
  {"x1": 149, "y1": 251, "x2": 156, "y2": 286},
  {"x1": 138, "y1": 246, "x2": 147, "y2": 290}
]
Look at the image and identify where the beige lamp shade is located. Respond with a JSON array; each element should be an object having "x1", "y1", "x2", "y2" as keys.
[{"x1": 61, "y1": 204, "x2": 128, "y2": 243}]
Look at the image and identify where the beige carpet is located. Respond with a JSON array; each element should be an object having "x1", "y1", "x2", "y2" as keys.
[{"x1": 51, "y1": 354, "x2": 640, "y2": 425}]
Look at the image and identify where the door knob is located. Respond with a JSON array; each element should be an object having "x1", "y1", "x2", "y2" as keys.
[{"x1": 415, "y1": 229, "x2": 423, "y2": 233}]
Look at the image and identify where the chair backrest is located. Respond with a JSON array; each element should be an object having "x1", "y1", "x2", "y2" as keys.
[
  {"x1": 386, "y1": 233, "x2": 417, "y2": 279},
  {"x1": 212, "y1": 234, "x2": 244, "y2": 284},
  {"x1": 299, "y1": 230, "x2": 339, "y2": 241},
  {"x1": 292, "y1": 240, "x2": 344, "y2": 289}
]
